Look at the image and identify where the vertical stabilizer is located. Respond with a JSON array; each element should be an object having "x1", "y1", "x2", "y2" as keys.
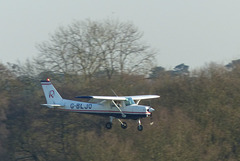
[{"x1": 41, "y1": 79, "x2": 63, "y2": 104}]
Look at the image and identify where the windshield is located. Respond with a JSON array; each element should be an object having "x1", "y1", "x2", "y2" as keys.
[{"x1": 125, "y1": 97, "x2": 135, "y2": 106}]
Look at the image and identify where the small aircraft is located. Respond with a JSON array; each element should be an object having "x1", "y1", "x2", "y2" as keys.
[{"x1": 40, "y1": 79, "x2": 160, "y2": 131}]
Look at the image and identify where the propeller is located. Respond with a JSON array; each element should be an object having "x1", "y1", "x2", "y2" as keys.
[
  {"x1": 147, "y1": 107, "x2": 155, "y2": 125},
  {"x1": 147, "y1": 98, "x2": 156, "y2": 125},
  {"x1": 150, "y1": 109, "x2": 154, "y2": 125}
]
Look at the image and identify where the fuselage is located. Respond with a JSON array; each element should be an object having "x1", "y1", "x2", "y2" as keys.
[
  {"x1": 54, "y1": 99, "x2": 152, "y2": 120},
  {"x1": 40, "y1": 79, "x2": 159, "y2": 131}
]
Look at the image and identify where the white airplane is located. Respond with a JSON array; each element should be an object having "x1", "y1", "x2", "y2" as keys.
[{"x1": 41, "y1": 79, "x2": 160, "y2": 131}]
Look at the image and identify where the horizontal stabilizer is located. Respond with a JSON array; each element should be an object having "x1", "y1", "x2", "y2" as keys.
[{"x1": 41, "y1": 104, "x2": 64, "y2": 108}]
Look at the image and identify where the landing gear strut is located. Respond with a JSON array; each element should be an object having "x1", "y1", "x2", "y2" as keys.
[
  {"x1": 137, "y1": 119, "x2": 143, "y2": 131},
  {"x1": 106, "y1": 116, "x2": 144, "y2": 131}
]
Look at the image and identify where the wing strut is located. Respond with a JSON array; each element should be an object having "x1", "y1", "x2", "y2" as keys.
[
  {"x1": 112, "y1": 100, "x2": 126, "y2": 118},
  {"x1": 136, "y1": 100, "x2": 141, "y2": 105}
]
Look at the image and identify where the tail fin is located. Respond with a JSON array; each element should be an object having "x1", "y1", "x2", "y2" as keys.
[{"x1": 41, "y1": 79, "x2": 63, "y2": 104}]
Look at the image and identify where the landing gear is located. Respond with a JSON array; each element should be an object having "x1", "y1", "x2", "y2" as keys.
[
  {"x1": 105, "y1": 117, "x2": 128, "y2": 130},
  {"x1": 120, "y1": 121, "x2": 127, "y2": 129},
  {"x1": 117, "y1": 119, "x2": 127, "y2": 129},
  {"x1": 106, "y1": 122, "x2": 112, "y2": 129},
  {"x1": 137, "y1": 125, "x2": 143, "y2": 131},
  {"x1": 137, "y1": 119, "x2": 143, "y2": 131},
  {"x1": 106, "y1": 116, "x2": 114, "y2": 130},
  {"x1": 105, "y1": 117, "x2": 144, "y2": 131}
]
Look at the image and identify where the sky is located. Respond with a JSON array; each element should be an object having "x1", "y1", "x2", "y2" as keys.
[{"x1": 1, "y1": 0, "x2": 240, "y2": 70}]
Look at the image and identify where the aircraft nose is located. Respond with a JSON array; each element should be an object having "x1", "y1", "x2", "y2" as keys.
[
  {"x1": 148, "y1": 107, "x2": 155, "y2": 113},
  {"x1": 147, "y1": 107, "x2": 155, "y2": 113}
]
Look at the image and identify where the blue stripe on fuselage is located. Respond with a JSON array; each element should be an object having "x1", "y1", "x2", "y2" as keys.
[{"x1": 57, "y1": 109, "x2": 148, "y2": 120}]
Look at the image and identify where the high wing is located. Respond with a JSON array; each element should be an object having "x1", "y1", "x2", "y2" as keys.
[
  {"x1": 75, "y1": 95, "x2": 160, "y2": 100},
  {"x1": 75, "y1": 96, "x2": 127, "y2": 101},
  {"x1": 75, "y1": 95, "x2": 160, "y2": 101},
  {"x1": 129, "y1": 95, "x2": 160, "y2": 100}
]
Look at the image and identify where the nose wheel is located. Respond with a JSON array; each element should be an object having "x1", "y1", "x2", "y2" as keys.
[{"x1": 137, "y1": 125, "x2": 143, "y2": 131}]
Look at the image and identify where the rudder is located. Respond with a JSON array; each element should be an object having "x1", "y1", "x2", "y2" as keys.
[{"x1": 41, "y1": 79, "x2": 63, "y2": 104}]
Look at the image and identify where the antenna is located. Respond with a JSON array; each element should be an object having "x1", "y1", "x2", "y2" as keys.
[{"x1": 111, "y1": 89, "x2": 118, "y2": 97}]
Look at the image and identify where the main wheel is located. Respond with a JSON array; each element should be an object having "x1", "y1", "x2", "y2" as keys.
[
  {"x1": 106, "y1": 122, "x2": 112, "y2": 129},
  {"x1": 121, "y1": 122, "x2": 127, "y2": 129},
  {"x1": 137, "y1": 125, "x2": 143, "y2": 131}
]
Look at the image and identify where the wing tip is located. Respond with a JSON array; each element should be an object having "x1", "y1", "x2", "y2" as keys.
[{"x1": 40, "y1": 78, "x2": 51, "y2": 82}]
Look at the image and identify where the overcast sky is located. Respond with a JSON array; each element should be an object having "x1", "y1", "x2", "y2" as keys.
[{"x1": 1, "y1": 0, "x2": 240, "y2": 70}]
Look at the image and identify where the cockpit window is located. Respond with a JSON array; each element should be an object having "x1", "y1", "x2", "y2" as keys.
[{"x1": 125, "y1": 97, "x2": 135, "y2": 106}]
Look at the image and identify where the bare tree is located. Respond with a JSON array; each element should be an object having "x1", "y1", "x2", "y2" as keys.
[{"x1": 36, "y1": 19, "x2": 156, "y2": 80}]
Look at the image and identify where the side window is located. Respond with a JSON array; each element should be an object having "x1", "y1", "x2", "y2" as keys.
[
  {"x1": 110, "y1": 102, "x2": 115, "y2": 107},
  {"x1": 111, "y1": 101, "x2": 122, "y2": 107},
  {"x1": 125, "y1": 100, "x2": 130, "y2": 106}
]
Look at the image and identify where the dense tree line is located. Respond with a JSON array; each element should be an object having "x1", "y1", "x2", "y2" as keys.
[{"x1": 1, "y1": 61, "x2": 240, "y2": 160}]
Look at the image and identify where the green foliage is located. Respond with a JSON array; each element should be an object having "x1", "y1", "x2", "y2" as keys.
[{"x1": 1, "y1": 62, "x2": 240, "y2": 160}]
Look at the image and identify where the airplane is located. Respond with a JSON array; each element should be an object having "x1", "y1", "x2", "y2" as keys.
[{"x1": 40, "y1": 78, "x2": 160, "y2": 131}]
